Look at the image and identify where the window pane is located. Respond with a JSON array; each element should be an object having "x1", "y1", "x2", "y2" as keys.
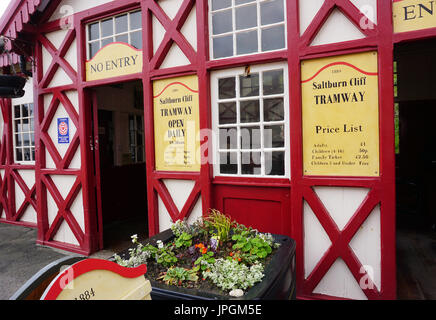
[
  {"x1": 219, "y1": 77, "x2": 236, "y2": 99},
  {"x1": 264, "y1": 125, "x2": 284, "y2": 148},
  {"x1": 14, "y1": 105, "x2": 20, "y2": 119},
  {"x1": 23, "y1": 132, "x2": 30, "y2": 146},
  {"x1": 236, "y1": 30, "x2": 258, "y2": 55},
  {"x1": 89, "y1": 22, "x2": 100, "y2": 41},
  {"x1": 22, "y1": 119, "x2": 29, "y2": 132},
  {"x1": 263, "y1": 69, "x2": 284, "y2": 95},
  {"x1": 130, "y1": 11, "x2": 142, "y2": 30},
  {"x1": 14, "y1": 121, "x2": 21, "y2": 133},
  {"x1": 15, "y1": 134, "x2": 22, "y2": 147},
  {"x1": 213, "y1": 36, "x2": 233, "y2": 59},
  {"x1": 235, "y1": 0, "x2": 256, "y2": 5},
  {"x1": 30, "y1": 118, "x2": 34, "y2": 131},
  {"x1": 29, "y1": 103, "x2": 34, "y2": 117},
  {"x1": 101, "y1": 18, "x2": 114, "y2": 37},
  {"x1": 212, "y1": 0, "x2": 232, "y2": 11},
  {"x1": 219, "y1": 102, "x2": 237, "y2": 124},
  {"x1": 23, "y1": 148, "x2": 31, "y2": 161},
  {"x1": 240, "y1": 100, "x2": 260, "y2": 123},
  {"x1": 240, "y1": 73, "x2": 259, "y2": 97},
  {"x1": 241, "y1": 152, "x2": 261, "y2": 175},
  {"x1": 235, "y1": 4, "x2": 257, "y2": 30},
  {"x1": 264, "y1": 98, "x2": 284, "y2": 121},
  {"x1": 137, "y1": 147, "x2": 144, "y2": 162},
  {"x1": 115, "y1": 14, "x2": 128, "y2": 34},
  {"x1": 240, "y1": 126, "x2": 261, "y2": 149},
  {"x1": 220, "y1": 152, "x2": 238, "y2": 174},
  {"x1": 219, "y1": 127, "x2": 238, "y2": 149},
  {"x1": 137, "y1": 116, "x2": 143, "y2": 130},
  {"x1": 261, "y1": 0, "x2": 284, "y2": 25},
  {"x1": 116, "y1": 34, "x2": 129, "y2": 43},
  {"x1": 31, "y1": 148, "x2": 35, "y2": 161},
  {"x1": 212, "y1": 10, "x2": 232, "y2": 35},
  {"x1": 261, "y1": 25, "x2": 285, "y2": 51},
  {"x1": 15, "y1": 148, "x2": 23, "y2": 161},
  {"x1": 30, "y1": 133, "x2": 35, "y2": 146},
  {"x1": 130, "y1": 31, "x2": 142, "y2": 49},
  {"x1": 265, "y1": 151, "x2": 285, "y2": 176},
  {"x1": 22, "y1": 104, "x2": 29, "y2": 117},
  {"x1": 89, "y1": 42, "x2": 100, "y2": 58},
  {"x1": 101, "y1": 37, "x2": 114, "y2": 48}
]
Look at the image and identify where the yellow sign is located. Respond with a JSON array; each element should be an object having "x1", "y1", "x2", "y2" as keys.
[
  {"x1": 86, "y1": 42, "x2": 143, "y2": 81},
  {"x1": 301, "y1": 51, "x2": 380, "y2": 177},
  {"x1": 153, "y1": 75, "x2": 201, "y2": 172},
  {"x1": 393, "y1": 0, "x2": 436, "y2": 33}
]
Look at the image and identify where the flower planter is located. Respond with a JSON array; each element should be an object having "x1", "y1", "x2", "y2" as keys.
[
  {"x1": 115, "y1": 228, "x2": 296, "y2": 300},
  {"x1": 0, "y1": 75, "x2": 26, "y2": 98}
]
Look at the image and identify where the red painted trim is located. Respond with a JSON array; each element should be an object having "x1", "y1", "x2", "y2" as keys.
[
  {"x1": 41, "y1": 259, "x2": 147, "y2": 300},
  {"x1": 301, "y1": 61, "x2": 378, "y2": 83},
  {"x1": 0, "y1": 0, "x2": 402, "y2": 300},
  {"x1": 153, "y1": 81, "x2": 199, "y2": 98}
]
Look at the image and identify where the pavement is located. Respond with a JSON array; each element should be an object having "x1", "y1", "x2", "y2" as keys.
[{"x1": 0, "y1": 220, "x2": 145, "y2": 300}]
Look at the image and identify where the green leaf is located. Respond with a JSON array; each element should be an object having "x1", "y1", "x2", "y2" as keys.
[{"x1": 243, "y1": 242, "x2": 252, "y2": 252}]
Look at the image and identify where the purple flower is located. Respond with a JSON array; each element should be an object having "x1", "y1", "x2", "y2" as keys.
[{"x1": 210, "y1": 237, "x2": 218, "y2": 252}]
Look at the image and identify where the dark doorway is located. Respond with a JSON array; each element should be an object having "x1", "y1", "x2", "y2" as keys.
[
  {"x1": 394, "y1": 39, "x2": 436, "y2": 300},
  {"x1": 92, "y1": 80, "x2": 148, "y2": 252}
]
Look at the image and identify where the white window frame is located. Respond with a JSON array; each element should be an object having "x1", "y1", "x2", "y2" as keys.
[
  {"x1": 86, "y1": 10, "x2": 142, "y2": 60},
  {"x1": 208, "y1": 0, "x2": 288, "y2": 60},
  {"x1": 12, "y1": 103, "x2": 35, "y2": 164},
  {"x1": 211, "y1": 62, "x2": 290, "y2": 178}
]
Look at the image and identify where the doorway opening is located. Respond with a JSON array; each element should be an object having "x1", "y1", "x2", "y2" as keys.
[
  {"x1": 91, "y1": 80, "x2": 148, "y2": 252},
  {"x1": 394, "y1": 39, "x2": 436, "y2": 300}
]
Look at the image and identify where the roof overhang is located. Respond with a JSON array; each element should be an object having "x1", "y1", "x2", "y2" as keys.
[{"x1": 0, "y1": 0, "x2": 54, "y2": 67}]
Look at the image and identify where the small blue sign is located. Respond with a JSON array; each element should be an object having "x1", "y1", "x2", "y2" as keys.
[{"x1": 57, "y1": 118, "x2": 70, "y2": 144}]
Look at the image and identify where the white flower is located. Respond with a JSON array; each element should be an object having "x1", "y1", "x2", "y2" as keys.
[{"x1": 156, "y1": 240, "x2": 164, "y2": 249}]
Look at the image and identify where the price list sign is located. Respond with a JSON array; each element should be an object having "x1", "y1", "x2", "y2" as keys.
[{"x1": 301, "y1": 51, "x2": 380, "y2": 177}]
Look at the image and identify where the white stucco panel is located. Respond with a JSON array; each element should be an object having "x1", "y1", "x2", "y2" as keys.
[
  {"x1": 310, "y1": 9, "x2": 365, "y2": 46},
  {"x1": 304, "y1": 200, "x2": 332, "y2": 279},
  {"x1": 313, "y1": 187, "x2": 370, "y2": 231},
  {"x1": 158, "y1": 194, "x2": 174, "y2": 232},
  {"x1": 47, "y1": 102, "x2": 77, "y2": 159},
  {"x1": 180, "y1": 4, "x2": 197, "y2": 51},
  {"x1": 349, "y1": 204, "x2": 381, "y2": 290},
  {"x1": 299, "y1": 0, "x2": 325, "y2": 35},
  {"x1": 313, "y1": 258, "x2": 368, "y2": 300},
  {"x1": 48, "y1": 0, "x2": 115, "y2": 22},
  {"x1": 159, "y1": 43, "x2": 190, "y2": 69},
  {"x1": 162, "y1": 179, "x2": 196, "y2": 212},
  {"x1": 350, "y1": 0, "x2": 377, "y2": 24},
  {"x1": 158, "y1": 0, "x2": 183, "y2": 20}
]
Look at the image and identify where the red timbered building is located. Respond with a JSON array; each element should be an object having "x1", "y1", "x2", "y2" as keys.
[{"x1": 0, "y1": 0, "x2": 435, "y2": 300}]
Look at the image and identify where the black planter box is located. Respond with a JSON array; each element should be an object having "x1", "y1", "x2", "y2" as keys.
[{"x1": 116, "y1": 229, "x2": 296, "y2": 300}]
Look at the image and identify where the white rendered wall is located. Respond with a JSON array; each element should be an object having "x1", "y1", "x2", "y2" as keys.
[
  {"x1": 303, "y1": 187, "x2": 381, "y2": 300},
  {"x1": 48, "y1": 0, "x2": 115, "y2": 22},
  {"x1": 158, "y1": 179, "x2": 203, "y2": 232},
  {"x1": 153, "y1": 0, "x2": 196, "y2": 69}
]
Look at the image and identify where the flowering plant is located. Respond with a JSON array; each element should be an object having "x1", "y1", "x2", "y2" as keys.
[{"x1": 113, "y1": 210, "x2": 280, "y2": 296}]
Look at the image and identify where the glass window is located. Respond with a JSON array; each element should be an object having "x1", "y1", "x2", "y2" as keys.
[
  {"x1": 209, "y1": 0, "x2": 286, "y2": 59},
  {"x1": 13, "y1": 103, "x2": 35, "y2": 163},
  {"x1": 212, "y1": 64, "x2": 289, "y2": 177},
  {"x1": 128, "y1": 114, "x2": 145, "y2": 163},
  {"x1": 87, "y1": 10, "x2": 142, "y2": 59}
]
